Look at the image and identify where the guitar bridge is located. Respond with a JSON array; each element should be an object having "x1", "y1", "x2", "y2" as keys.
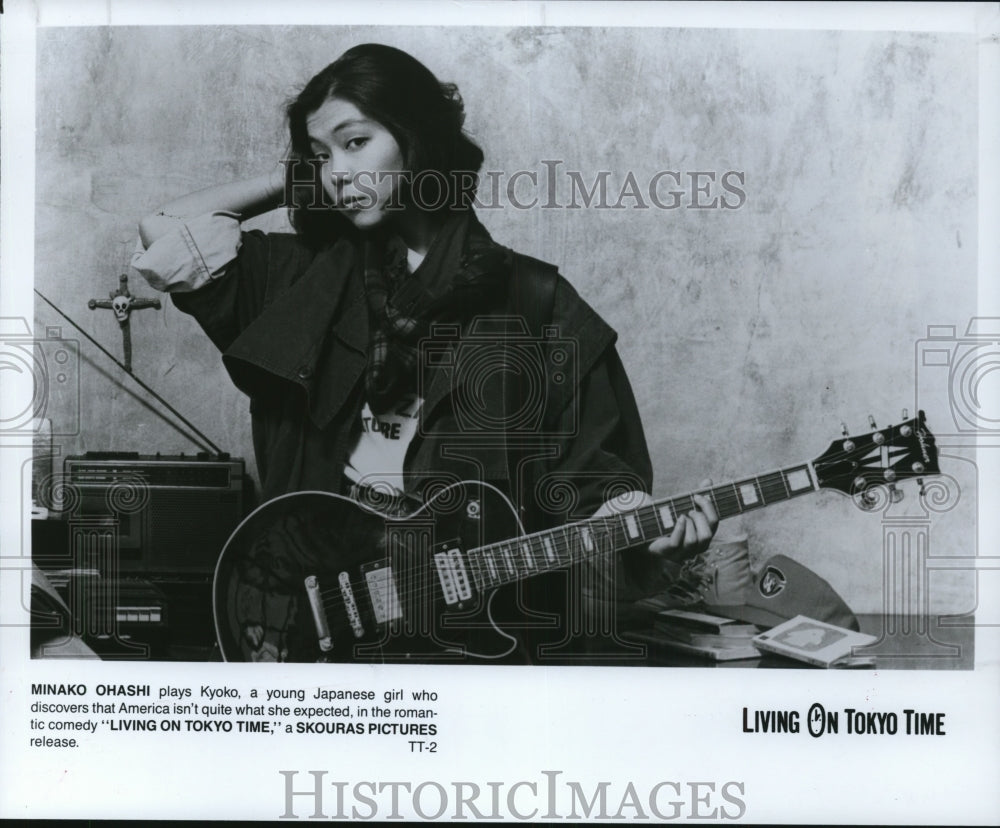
[{"x1": 338, "y1": 571, "x2": 365, "y2": 638}]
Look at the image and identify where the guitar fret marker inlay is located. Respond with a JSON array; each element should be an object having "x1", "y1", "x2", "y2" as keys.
[
  {"x1": 659, "y1": 506, "x2": 674, "y2": 530},
  {"x1": 484, "y1": 551, "x2": 498, "y2": 581},
  {"x1": 501, "y1": 546, "x2": 516, "y2": 576},
  {"x1": 542, "y1": 536, "x2": 557, "y2": 563},
  {"x1": 787, "y1": 469, "x2": 812, "y2": 491}
]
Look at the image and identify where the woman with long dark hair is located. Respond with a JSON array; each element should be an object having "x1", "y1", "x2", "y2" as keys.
[{"x1": 135, "y1": 44, "x2": 716, "y2": 663}]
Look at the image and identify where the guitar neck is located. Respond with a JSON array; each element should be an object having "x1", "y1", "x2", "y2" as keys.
[{"x1": 465, "y1": 461, "x2": 819, "y2": 591}]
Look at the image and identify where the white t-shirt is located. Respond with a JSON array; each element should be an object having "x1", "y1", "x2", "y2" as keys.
[{"x1": 344, "y1": 394, "x2": 423, "y2": 494}]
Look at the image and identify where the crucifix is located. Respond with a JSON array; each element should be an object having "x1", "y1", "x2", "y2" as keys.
[{"x1": 88, "y1": 273, "x2": 161, "y2": 373}]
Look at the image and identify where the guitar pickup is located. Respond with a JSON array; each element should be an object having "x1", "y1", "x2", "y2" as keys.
[
  {"x1": 363, "y1": 564, "x2": 403, "y2": 624},
  {"x1": 433, "y1": 546, "x2": 473, "y2": 605}
]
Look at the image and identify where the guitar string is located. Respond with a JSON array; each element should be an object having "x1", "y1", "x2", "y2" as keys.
[
  {"x1": 308, "y1": 463, "x2": 832, "y2": 615},
  {"x1": 307, "y1": 467, "x2": 817, "y2": 632},
  {"x1": 240, "y1": 437, "x2": 918, "y2": 647},
  {"x1": 306, "y1": 471, "x2": 826, "y2": 629}
]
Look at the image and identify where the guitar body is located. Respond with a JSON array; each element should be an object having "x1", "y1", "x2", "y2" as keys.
[
  {"x1": 213, "y1": 412, "x2": 939, "y2": 664},
  {"x1": 213, "y1": 482, "x2": 549, "y2": 663}
]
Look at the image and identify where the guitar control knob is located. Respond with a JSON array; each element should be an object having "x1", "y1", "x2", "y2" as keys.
[
  {"x1": 900, "y1": 425, "x2": 913, "y2": 437},
  {"x1": 912, "y1": 462, "x2": 925, "y2": 473},
  {"x1": 873, "y1": 432, "x2": 886, "y2": 445},
  {"x1": 843, "y1": 439, "x2": 856, "y2": 451},
  {"x1": 884, "y1": 469, "x2": 897, "y2": 482}
]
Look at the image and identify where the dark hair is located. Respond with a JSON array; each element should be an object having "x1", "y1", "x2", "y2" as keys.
[{"x1": 285, "y1": 43, "x2": 485, "y2": 247}]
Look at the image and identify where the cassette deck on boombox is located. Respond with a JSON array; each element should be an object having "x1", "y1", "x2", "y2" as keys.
[{"x1": 63, "y1": 452, "x2": 246, "y2": 576}]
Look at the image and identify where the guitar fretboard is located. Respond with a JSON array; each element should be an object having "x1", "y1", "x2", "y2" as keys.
[{"x1": 465, "y1": 463, "x2": 817, "y2": 590}]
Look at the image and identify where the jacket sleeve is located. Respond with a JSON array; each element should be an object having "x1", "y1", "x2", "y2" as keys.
[
  {"x1": 538, "y1": 343, "x2": 653, "y2": 520},
  {"x1": 518, "y1": 274, "x2": 678, "y2": 616},
  {"x1": 511, "y1": 338, "x2": 679, "y2": 653},
  {"x1": 167, "y1": 229, "x2": 272, "y2": 353},
  {"x1": 132, "y1": 211, "x2": 281, "y2": 353},
  {"x1": 132, "y1": 211, "x2": 243, "y2": 293},
  {"x1": 515, "y1": 270, "x2": 653, "y2": 525}
]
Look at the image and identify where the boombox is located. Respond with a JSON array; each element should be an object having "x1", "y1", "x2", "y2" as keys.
[{"x1": 64, "y1": 453, "x2": 246, "y2": 576}]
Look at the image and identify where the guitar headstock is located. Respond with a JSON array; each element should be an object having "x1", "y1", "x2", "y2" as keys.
[{"x1": 812, "y1": 410, "x2": 939, "y2": 502}]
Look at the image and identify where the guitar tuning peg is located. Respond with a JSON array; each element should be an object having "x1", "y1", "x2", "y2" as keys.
[
  {"x1": 868, "y1": 415, "x2": 878, "y2": 429},
  {"x1": 899, "y1": 408, "x2": 913, "y2": 436},
  {"x1": 888, "y1": 483, "x2": 904, "y2": 503},
  {"x1": 917, "y1": 477, "x2": 926, "y2": 497},
  {"x1": 840, "y1": 421, "x2": 856, "y2": 450}
]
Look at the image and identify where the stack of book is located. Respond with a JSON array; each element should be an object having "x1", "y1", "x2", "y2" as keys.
[{"x1": 633, "y1": 609, "x2": 762, "y2": 661}]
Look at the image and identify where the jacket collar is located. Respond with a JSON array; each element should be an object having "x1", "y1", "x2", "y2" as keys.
[
  {"x1": 415, "y1": 214, "x2": 514, "y2": 419},
  {"x1": 220, "y1": 213, "x2": 519, "y2": 430}
]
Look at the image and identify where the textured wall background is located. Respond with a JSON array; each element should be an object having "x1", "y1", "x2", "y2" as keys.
[{"x1": 34, "y1": 26, "x2": 979, "y2": 614}]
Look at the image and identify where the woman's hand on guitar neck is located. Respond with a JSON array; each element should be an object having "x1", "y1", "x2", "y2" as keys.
[
  {"x1": 647, "y1": 482, "x2": 719, "y2": 562},
  {"x1": 594, "y1": 480, "x2": 719, "y2": 597},
  {"x1": 598, "y1": 480, "x2": 719, "y2": 562}
]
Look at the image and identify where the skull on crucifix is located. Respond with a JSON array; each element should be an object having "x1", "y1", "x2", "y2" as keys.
[
  {"x1": 88, "y1": 273, "x2": 161, "y2": 372},
  {"x1": 112, "y1": 294, "x2": 132, "y2": 322}
]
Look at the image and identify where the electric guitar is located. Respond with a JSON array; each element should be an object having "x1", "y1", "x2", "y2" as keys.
[{"x1": 213, "y1": 411, "x2": 939, "y2": 662}]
